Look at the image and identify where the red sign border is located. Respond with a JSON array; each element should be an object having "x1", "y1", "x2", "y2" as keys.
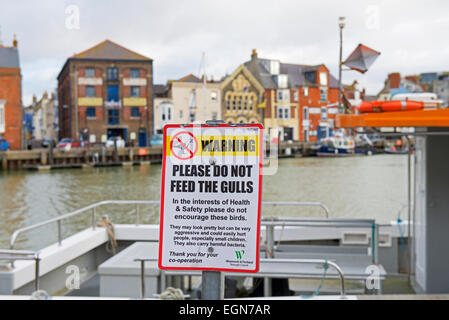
[{"x1": 158, "y1": 123, "x2": 264, "y2": 273}]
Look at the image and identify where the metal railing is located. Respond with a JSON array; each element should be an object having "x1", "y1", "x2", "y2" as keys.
[
  {"x1": 133, "y1": 257, "x2": 345, "y2": 299},
  {"x1": 261, "y1": 217, "x2": 379, "y2": 265},
  {"x1": 9, "y1": 200, "x2": 331, "y2": 251},
  {"x1": 260, "y1": 258, "x2": 346, "y2": 298},
  {"x1": 0, "y1": 250, "x2": 40, "y2": 288}
]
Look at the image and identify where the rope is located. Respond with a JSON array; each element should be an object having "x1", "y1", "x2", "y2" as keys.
[
  {"x1": 396, "y1": 204, "x2": 408, "y2": 250},
  {"x1": 96, "y1": 215, "x2": 118, "y2": 255},
  {"x1": 396, "y1": 218, "x2": 407, "y2": 250},
  {"x1": 159, "y1": 287, "x2": 185, "y2": 300},
  {"x1": 300, "y1": 259, "x2": 329, "y2": 299}
]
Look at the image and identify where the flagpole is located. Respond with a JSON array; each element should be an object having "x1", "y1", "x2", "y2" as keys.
[{"x1": 338, "y1": 17, "x2": 346, "y2": 114}]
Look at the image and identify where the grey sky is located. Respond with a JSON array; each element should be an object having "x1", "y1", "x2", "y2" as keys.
[{"x1": 1, "y1": 0, "x2": 449, "y2": 105}]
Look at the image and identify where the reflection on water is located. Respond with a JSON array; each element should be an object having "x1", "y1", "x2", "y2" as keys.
[{"x1": 0, "y1": 155, "x2": 407, "y2": 250}]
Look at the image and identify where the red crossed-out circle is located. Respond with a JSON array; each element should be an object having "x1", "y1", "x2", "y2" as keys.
[{"x1": 170, "y1": 131, "x2": 198, "y2": 160}]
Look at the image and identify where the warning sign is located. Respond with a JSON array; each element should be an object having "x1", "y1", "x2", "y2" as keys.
[{"x1": 158, "y1": 123, "x2": 263, "y2": 273}]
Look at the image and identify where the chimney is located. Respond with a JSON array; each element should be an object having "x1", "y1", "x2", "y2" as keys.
[
  {"x1": 13, "y1": 34, "x2": 17, "y2": 48},
  {"x1": 388, "y1": 72, "x2": 401, "y2": 89},
  {"x1": 251, "y1": 49, "x2": 258, "y2": 61}
]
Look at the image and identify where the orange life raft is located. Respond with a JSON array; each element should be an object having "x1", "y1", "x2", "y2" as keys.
[{"x1": 358, "y1": 100, "x2": 424, "y2": 113}]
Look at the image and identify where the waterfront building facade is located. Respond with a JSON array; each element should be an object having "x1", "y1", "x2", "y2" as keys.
[
  {"x1": 57, "y1": 40, "x2": 153, "y2": 146},
  {"x1": 220, "y1": 60, "x2": 265, "y2": 125},
  {"x1": 153, "y1": 84, "x2": 173, "y2": 134},
  {"x1": 26, "y1": 91, "x2": 57, "y2": 141},
  {"x1": 0, "y1": 35, "x2": 22, "y2": 150},
  {"x1": 223, "y1": 50, "x2": 340, "y2": 142},
  {"x1": 153, "y1": 74, "x2": 222, "y2": 133}
]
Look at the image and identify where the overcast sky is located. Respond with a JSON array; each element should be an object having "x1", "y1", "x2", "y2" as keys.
[{"x1": 1, "y1": 0, "x2": 449, "y2": 105}]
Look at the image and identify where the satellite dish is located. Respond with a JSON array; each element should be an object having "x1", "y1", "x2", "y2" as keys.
[{"x1": 343, "y1": 44, "x2": 381, "y2": 73}]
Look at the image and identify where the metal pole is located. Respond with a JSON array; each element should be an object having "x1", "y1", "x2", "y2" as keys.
[
  {"x1": 407, "y1": 137, "x2": 412, "y2": 286},
  {"x1": 140, "y1": 260, "x2": 145, "y2": 299},
  {"x1": 34, "y1": 254, "x2": 40, "y2": 292},
  {"x1": 338, "y1": 18, "x2": 344, "y2": 114},
  {"x1": 92, "y1": 207, "x2": 96, "y2": 230},
  {"x1": 201, "y1": 271, "x2": 223, "y2": 300},
  {"x1": 57, "y1": 220, "x2": 62, "y2": 246},
  {"x1": 264, "y1": 224, "x2": 274, "y2": 297}
]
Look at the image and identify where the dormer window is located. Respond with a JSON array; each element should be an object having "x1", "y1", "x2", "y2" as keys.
[
  {"x1": 270, "y1": 60, "x2": 280, "y2": 75},
  {"x1": 277, "y1": 75, "x2": 288, "y2": 89},
  {"x1": 319, "y1": 72, "x2": 328, "y2": 86}
]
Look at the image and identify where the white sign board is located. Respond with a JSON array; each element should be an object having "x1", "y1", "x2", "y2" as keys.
[{"x1": 158, "y1": 123, "x2": 263, "y2": 273}]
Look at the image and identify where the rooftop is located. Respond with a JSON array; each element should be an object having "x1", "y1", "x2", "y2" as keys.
[{"x1": 71, "y1": 39, "x2": 152, "y2": 61}]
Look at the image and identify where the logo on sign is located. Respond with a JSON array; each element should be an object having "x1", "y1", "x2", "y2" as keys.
[{"x1": 235, "y1": 250, "x2": 245, "y2": 260}]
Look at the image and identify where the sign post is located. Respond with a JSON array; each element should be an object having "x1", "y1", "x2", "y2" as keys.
[{"x1": 158, "y1": 122, "x2": 263, "y2": 299}]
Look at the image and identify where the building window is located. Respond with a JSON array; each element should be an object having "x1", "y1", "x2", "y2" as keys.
[
  {"x1": 303, "y1": 87, "x2": 308, "y2": 97},
  {"x1": 107, "y1": 68, "x2": 118, "y2": 81},
  {"x1": 294, "y1": 91, "x2": 299, "y2": 102},
  {"x1": 212, "y1": 112, "x2": 218, "y2": 120},
  {"x1": 211, "y1": 91, "x2": 217, "y2": 102},
  {"x1": 179, "y1": 110, "x2": 183, "y2": 119},
  {"x1": 277, "y1": 74, "x2": 288, "y2": 88},
  {"x1": 85, "y1": 68, "x2": 95, "y2": 78},
  {"x1": 130, "y1": 86, "x2": 140, "y2": 98},
  {"x1": 131, "y1": 107, "x2": 140, "y2": 118},
  {"x1": 277, "y1": 90, "x2": 290, "y2": 102},
  {"x1": 161, "y1": 103, "x2": 172, "y2": 121},
  {"x1": 277, "y1": 106, "x2": 290, "y2": 119},
  {"x1": 108, "y1": 109, "x2": 120, "y2": 125},
  {"x1": 226, "y1": 99, "x2": 231, "y2": 110},
  {"x1": 86, "y1": 107, "x2": 96, "y2": 119},
  {"x1": 130, "y1": 69, "x2": 140, "y2": 78},
  {"x1": 189, "y1": 90, "x2": 196, "y2": 108},
  {"x1": 303, "y1": 107, "x2": 309, "y2": 120},
  {"x1": 321, "y1": 107, "x2": 327, "y2": 120},
  {"x1": 107, "y1": 85, "x2": 119, "y2": 102},
  {"x1": 320, "y1": 87, "x2": 327, "y2": 102},
  {"x1": 238, "y1": 97, "x2": 242, "y2": 110},
  {"x1": 86, "y1": 86, "x2": 96, "y2": 97}
]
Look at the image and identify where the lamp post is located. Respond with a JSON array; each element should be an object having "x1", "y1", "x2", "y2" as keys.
[{"x1": 338, "y1": 16, "x2": 346, "y2": 114}]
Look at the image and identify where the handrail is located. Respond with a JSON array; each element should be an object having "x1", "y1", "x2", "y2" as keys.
[
  {"x1": 133, "y1": 257, "x2": 345, "y2": 298},
  {"x1": 262, "y1": 201, "x2": 330, "y2": 218},
  {"x1": 260, "y1": 258, "x2": 346, "y2": 298},
  {"x1": 9, "y1": 200, "x2": 332, "y2": 250},
  {"x1": 0, "y1": 250, "x2": 40, "y2": 290}
]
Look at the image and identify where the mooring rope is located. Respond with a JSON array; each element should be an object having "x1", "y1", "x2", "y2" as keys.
[
  {"x1": 96, "y1": 215, "x2": 118, "y2": 255},
  {"x1": 159, "y1": 287, "x2": 185, "y2": 300},
  {"x1": 300, "y1": 259, "x2": 329, "y2": 299}
]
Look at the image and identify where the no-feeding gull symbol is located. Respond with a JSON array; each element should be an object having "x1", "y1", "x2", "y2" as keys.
[{"x1": 170, "y1": 131, "x2": 198, "y2": 160}]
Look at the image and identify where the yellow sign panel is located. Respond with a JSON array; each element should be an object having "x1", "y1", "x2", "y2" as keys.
[
  {"x1": 166, "y1": 135, "x2": 259, "y2": 156},
  {"x1": 78, "y1": 97, "x2": 103, "y2": 106},
  {"x1": 123, "y1": 98, "x2": 147, "y2": 106},
  {"x1": 257, "y1": 101, "x2": 266, "y2": 108}
]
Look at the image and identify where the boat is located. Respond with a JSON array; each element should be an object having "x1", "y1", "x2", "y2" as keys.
[
  {"x1": 385, "y1": 146, "x2": 409, "y2": 155},
  {"x1": 358, "y1": 100, "x2": 424, "y2": 113},
  {"x1": 0, "y1": 200, "x2": 412, "y2": 300},
  {"x1": 315, "y1": 134, "x2": 356, "y2": 157}
]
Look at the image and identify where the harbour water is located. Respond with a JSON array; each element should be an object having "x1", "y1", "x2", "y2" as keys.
[{"x1": 0, "y1": 154, "x2": 408, "y2": 250}]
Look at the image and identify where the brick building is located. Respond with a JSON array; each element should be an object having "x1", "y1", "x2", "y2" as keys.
[
  {"x1": 57, "y1": 40, "x2": 153, "y2": 146},
  {"x1": 0, "y1": 35, "x2": 22, "y2": 150}
]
